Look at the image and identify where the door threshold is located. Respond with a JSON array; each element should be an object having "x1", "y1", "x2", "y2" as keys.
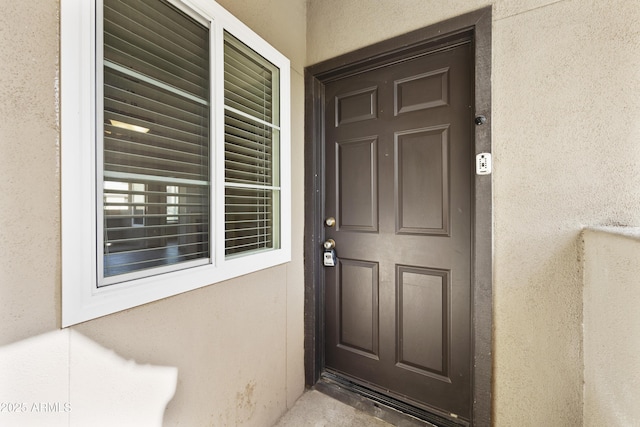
[{"x1": 315, "y1": 372, "x2": 468, "y2": 427}]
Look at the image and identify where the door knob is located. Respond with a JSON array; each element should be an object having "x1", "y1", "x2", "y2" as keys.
[
  {"x1": 325, "y1": 217, "x2": 336, "y2": 227},
  {"x1": 323, "y1": 239, "x2": 336, "y2": 250}
]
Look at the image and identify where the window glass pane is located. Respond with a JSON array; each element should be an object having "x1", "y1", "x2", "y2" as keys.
[
  {"x1": 166, "y1": 185, "x2": 180, "y2": 223},
  {"x1": 223, "y1": 32, "x2": 280, "y2": 257},
  {"x1": 102, "y1": 0, "x2": 210, "y2": 281},
  {"x1": 103, "y1": 0, "x2": 208, "y2": 99},
  {"x1": 224, "y1": 110, "x2": 273, "y2": 186},
  {"x1": 225, "y1": 187, "x2": 275, "y2": 255}
]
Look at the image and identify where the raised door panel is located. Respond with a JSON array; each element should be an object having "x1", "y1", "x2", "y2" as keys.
[
  {"x1": 336, "y1": 137, "x2": 378, "y2": 232},
  {"x1": 337, "y1": 259, "x2": 380, "y2": 359},
  {"x1": 395, "y1": 126, "x2": 449, "y2": 235},
  {"x1": 396, "y1": 265, "x2": 449, "y2": 380},
  {"x1": 335, "y1": 86, "x2": 378, "y2": 126},
  {"x1": 394, "y1": 67, "x2": 449, "y2": 115}
]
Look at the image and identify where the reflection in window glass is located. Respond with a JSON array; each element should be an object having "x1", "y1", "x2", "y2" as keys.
[{"x1": 101, "y1": 0, "x2": 210, "y2": 282}]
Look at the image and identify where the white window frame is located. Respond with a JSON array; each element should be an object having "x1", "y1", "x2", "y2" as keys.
[{"x1": 61, "y1": 0, "x2": 291, "y2": 327}]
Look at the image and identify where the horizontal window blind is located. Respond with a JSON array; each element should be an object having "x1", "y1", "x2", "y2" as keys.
[
  {"x1": 102, "y1": 0, "x2": 210, "y2": 282},
  {"x1": 224, "y1": 32, "x2": 280, "y2": 256}
]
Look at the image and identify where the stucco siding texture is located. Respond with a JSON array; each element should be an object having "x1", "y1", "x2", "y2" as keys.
[
  {"x1": 74, "y1": 268, "x2": 291, "y2": 426},
  {"x1": 4, "y1": 0, "x2": 640, "y2": 425},
  {"x1": 583, "y1": 228, "x2": 640, "y2": 426},
  {"x1": 306, "y1": 0, "x2": 640, "y2": 426},
  {"x1": 493, "y1": 2, "x2": 640, "y2": 424},
  {"x1": 0, "y1": 0, "x2": 60, "y2": 347},
  {"x1": 0, "y1": 0, "x2": 307, "y2": 426}
]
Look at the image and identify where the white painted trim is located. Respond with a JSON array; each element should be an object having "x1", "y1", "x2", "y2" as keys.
[
  {"x1": 61, "y1": 0, "x2": 291, "y2": 327},
  {"x1": 104, "y1": 61, "x2": 210, "y2": 106},
  {"x1": 224, "y1": 105, "x2": 282, "y2": 131},
  {"x1": 213, "y1": 17, "x2": 226, "y2": 270},
  {"x1": 61, "y1": 0, "x2": 99, "y2": 327}
]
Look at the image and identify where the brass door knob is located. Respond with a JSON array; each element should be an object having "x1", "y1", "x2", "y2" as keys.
[{"x1": 323, "y1": 239, "x2": 336, "y2": 250}]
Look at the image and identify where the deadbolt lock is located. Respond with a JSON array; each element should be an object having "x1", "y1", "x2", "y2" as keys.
[{"x1": 325, "y1": 217, "x2": 336, "y2": 227}]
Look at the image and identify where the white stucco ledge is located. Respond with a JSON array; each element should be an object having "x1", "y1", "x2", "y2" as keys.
[
  {"x1": 582, "y1": 226, "x2": 640, "y2": 427},
  {"x1": 583, "y1": 225, "x2": 640, "y2": 240}
]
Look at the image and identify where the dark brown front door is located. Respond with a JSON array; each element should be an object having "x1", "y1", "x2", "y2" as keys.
[{"x1": 323, "y1": 42, "x2": 473, "y2": 421}]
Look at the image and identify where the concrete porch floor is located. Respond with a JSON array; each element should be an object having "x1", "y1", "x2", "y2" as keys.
[
  {"x1": 272, "y1": 390, "x2": 394, "y2": 427},
  {"x1": 272, "y1": 387, "x2": 437, "y2": 427}
]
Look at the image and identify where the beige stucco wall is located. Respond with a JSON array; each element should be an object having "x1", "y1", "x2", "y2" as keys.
[
  {"x1": 307, "y1": 0, "x2": 640, "y2": 425},
  {"x1": 4, "y1": 0, "x2": 640, "y2": 425},
  {"x1": 0, "y1": 0, "x2": 306, "y2": 426},
  {"x1": 583, "y1": 228, "x2": 640, "y2": 426}
]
